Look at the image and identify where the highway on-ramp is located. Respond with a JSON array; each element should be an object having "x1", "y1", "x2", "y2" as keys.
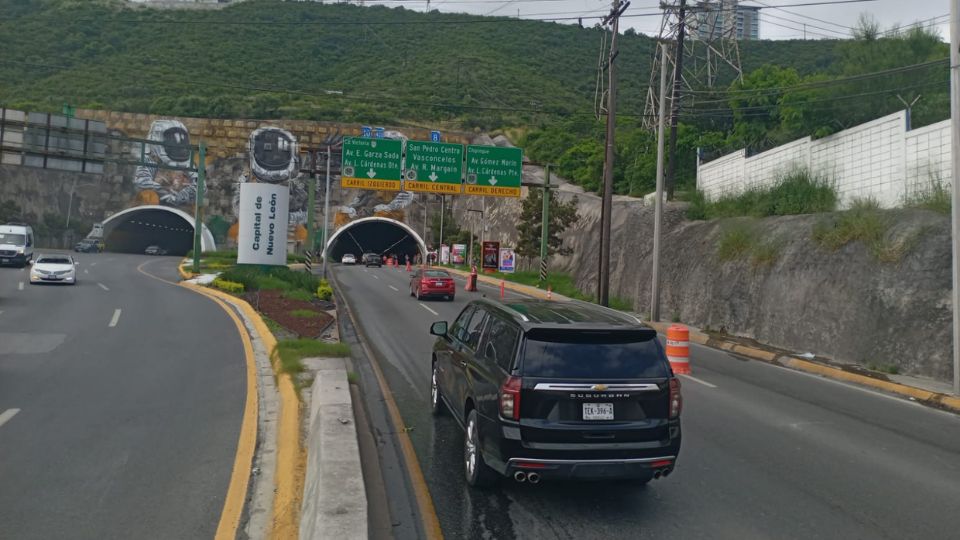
[
  {"x1": 333, "y1": 263, "x2": 960, "y2": 540},
  {"x1": 0, "y1": 253, "x2": 246, "y2": 539}
]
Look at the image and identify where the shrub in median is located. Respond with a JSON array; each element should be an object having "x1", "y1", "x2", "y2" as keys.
[
  {"x1": 218, "y1": 265, "x2": 320, "y2": 294},
  {"x1": 212, "y1": 278, "x2": 245, "y2": 294},
  {"x1": 316, "y1": 280, "x2": 333, "y2": 301}
]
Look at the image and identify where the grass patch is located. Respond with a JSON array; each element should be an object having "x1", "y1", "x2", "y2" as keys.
[
  {"x1": 347, "y1": 371, "x2": 360, "y2": 385},
  {"x1": 716, "y1": 221, "x2": 782, "y2": 267},
  {"x1": 274, "y1": 339, "x2": 352, "y2": 377},
  {"x1": 866, "y1": 362, "x2": 900, "y2": 375},
  {"x1": 211, "y1": 278, "x2": 244, "y2": 294},
  {"x1": 218, "y1": 265, "x2": 320, "y2": 293},
  {"x1": 688, "y1": 167, "x2": 837, "y2": 220},
  {"x1": 903, "y1": 175, "x2": 951, "y2": 214},
  {"x1": 289, "y1": 309, "x2": 321, "y2": 319},
  {"x1": 812, "y1": 197, "x2": 912, "y2": 262},
  {"x1": 282, "y1": 289, "x2": 314, "y2": 302}
]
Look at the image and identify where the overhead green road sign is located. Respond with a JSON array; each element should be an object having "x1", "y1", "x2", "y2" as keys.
[
  {"x1": 341, "y1": 137, "x2": 403, "y2": 191},
  {"x1": 404, "y1": 140, "x2": 464, "y2": 194},
  {"x1": 465, "y1": 145, "x2": 523, "y2": 197}
]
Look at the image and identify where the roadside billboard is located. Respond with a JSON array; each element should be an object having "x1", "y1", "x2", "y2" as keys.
[
  {"x1": 237, "y1": 182, "x2": 289, "y2": 266},
  {"x1": 452, "y1": 244, "x2": 466, "y2": 264},
  {"x1": 482, "y1": 241, "x2": 500, "y2": 271},
  {"x1": 499, "y1": 248, "x2": 515, "y2": 273}
]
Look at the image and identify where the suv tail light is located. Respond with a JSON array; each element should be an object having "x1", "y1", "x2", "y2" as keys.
[
  {"x1": 669, "y1": 378, "x2": 682, "y2": 419},
  {"x1": 499, "y1": 376, "x2": 522, "y2": 420}
]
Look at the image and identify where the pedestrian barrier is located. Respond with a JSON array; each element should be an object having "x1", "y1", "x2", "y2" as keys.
[{"x1": 666, "y1": 325, "x2": 691, "y2": 374}]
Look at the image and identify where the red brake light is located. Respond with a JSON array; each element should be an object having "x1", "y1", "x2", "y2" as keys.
[
  {"x1": 499, "y1": 376, "x2": 522, "y2": 420},
  {"x1": 669, "y1": 378, "x2": 682, "y2": 419}
]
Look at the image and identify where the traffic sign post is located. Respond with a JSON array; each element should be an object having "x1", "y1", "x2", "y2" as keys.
[
  {"x1": 430, "y1": 130, "x2": 441, "y2": 142},
  {"x1": 404, "y1": 140, "x2": 464, "y2": 194},
  {"x1": 341, "y1": 137, "x2": 403, "y2": 191},
  {"x1": 361, "y1": 125, "x2": 372, "y2": 138},
  {"x1": 465, "y1": 145, "x2": 523, "y2": 197}
]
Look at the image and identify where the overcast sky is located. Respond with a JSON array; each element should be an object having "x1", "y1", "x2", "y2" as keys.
[{"x1": 366, "y1": 0, "x2": 950, "y2": 41}]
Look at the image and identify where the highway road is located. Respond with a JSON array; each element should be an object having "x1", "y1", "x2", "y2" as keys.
[
  {"x1": 333, "y1": 264, "x2": 960, "y2": 540},
  {"x1": 0, "y1": 252, "x2": 246, "y2": 539}
]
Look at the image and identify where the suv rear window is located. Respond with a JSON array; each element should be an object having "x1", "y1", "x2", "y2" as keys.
[{"x1": 521, "y1": 331, "x2": 669, "y2": 379}]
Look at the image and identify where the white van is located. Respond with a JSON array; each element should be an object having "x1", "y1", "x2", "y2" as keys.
[{"x1": 0, "y1": 223, "x2": 35, "y2": 267}]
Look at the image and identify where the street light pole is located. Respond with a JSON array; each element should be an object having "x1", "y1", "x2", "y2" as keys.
[
  {"x1": 651, "y1": 42, "x2": 670, "y2": 323},
  {"x1": 950, "y1": 0, "x2": 960, "y2": 395},
  {"x1": 321, "y1": 145, "x2": 332, "y2": 279},
  {"x1": 192, "y1": 141, "x2": 206, "y2": 274},
  {"x1": 539, "y1": 164, "x2": 551, "y2": 285}
]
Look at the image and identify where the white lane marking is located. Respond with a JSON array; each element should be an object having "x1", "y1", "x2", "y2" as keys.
[
  {"x1": 108, "y1": 309, "x2": 122, "y2": 328},
  {"x1": 18, "y1": 282, "x2": 24, "y2": 290},
  {"x1": 84, "y1": 269, "x2": 89, "y2": 274},
  {"x1": 388, "y1": 285, "x2": 399, "y2": 292},
  {"x1": 419, "y1": 303, "x2": 439, "y2": 316},
  {"x1": 98, "y1": 283, "x2": 110, "y2": 291},
  {"x1": 90, "y1": 262, "x2": 97, "y2": 267},
  {"x1": 0, "y1": 408, "x2": 20, "y2": 429},
  {"x1": 372, "y1": 275, "x2": 380, "y2": 280},
  {"x1": 363, "y1": 268, "x2": 368, "y2": 273},
  {"x1": 680, "y1": 374, "x2": 717, "y2": 388}
]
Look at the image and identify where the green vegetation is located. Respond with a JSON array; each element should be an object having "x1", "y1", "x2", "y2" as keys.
[
  {"x1": 812, "y1": 198, "x2": 916, "y2": 262},
  {"x1": 282, "y1": 289, "x2": 314, "y2": 302},
  {"x1": 316, "y1": 280, "x2": 333, "y2": 301},
  {"x1": 218, "y1": 265, "x2": 320, "y2": 293},
  {"x1": 274, "y1": 338, "x2": 351, "y2": 378},
  {"x1": 688, "y1": 169, "x2": 838, "y2": 220},
  {"x1": 453, "y1": 268, "x2": 634, "y2": 311},
  {"x1": 904, "y1": 175, "x2": 951, "y2": 214},
  {"x1": 716, "y1": 221, "x2": 782, "y2": 267},
  {"x1": 515, "y1": 189, "x2": 579, "y2": 260},
  {"x1": 866, "y1": 362, "x2": 901, "y2": 375},
  {"x1": 289, "y1": 309, "x2": 320, "y2": 319},
  {"x1": 211, "y1": 278, "x2": 245, "y2": 294}
]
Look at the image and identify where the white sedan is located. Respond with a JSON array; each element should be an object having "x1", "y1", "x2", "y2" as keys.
[
  {"x1": 341, "y1": 254, "x2": 357, "y2": 265},
  {"x1": 30, "y1": 254, "x2": 78, "y2": 285}
]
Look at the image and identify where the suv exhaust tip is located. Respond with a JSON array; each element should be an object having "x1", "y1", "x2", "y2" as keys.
[
  {"x1": 662, "y1": 468, "x2": 672, "y2": 478},
  {"x1": 653, "y1": 470, "x2": 663, "y2": 479},
  {"x1": 513, "y1": 471, "x2": 527, "y2": 482},
  {"x1": 527, "y1": 472, "x2": 541, "y2": 484}
]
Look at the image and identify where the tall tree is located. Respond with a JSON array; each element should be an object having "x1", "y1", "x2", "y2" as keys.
[{"x1": 515, "y1": 190, "x2": 579, "y2": 260}]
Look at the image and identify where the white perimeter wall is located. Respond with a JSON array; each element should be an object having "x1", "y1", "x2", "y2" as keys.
[{"x1": 697, "y1": 111, "x2": 952, "y2": 208}]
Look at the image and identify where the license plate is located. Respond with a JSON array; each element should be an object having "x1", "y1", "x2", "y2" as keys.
[
  {"x1": 583, "y1": 403, "x2": 614, "y2": 421},
  {"x1": 0, "y1": 258, "x2": 7, "y2": 263}
]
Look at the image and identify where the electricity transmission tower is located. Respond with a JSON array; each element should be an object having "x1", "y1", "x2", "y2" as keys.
[{"x1": 643, "y1": 0, "x2": 745, "y2": 130}]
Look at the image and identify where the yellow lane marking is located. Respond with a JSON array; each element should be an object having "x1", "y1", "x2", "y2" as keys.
[
  {"x1": 333, "y1": 271, "x2": 444, "y2": 540},
  {"x1": 137, "y1": 260, "x2": 259, "y2": 540}
]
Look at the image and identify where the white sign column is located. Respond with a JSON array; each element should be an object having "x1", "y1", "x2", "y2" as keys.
[{"x1": 237, "y1": 183, "x2": 290, "y2": 266}]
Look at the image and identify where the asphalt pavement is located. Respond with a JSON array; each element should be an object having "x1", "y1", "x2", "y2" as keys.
[
  {"x1": 333, "y1": 263, "x2": 960, "y2": 540},
  {"x1": 0, "y1": 252, "x2": 246, "y2": 539}
]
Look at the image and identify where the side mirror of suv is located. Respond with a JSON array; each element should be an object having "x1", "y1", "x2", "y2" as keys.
[{"x1": 429, "y1": 321, "x2": 448, "y2": 337}]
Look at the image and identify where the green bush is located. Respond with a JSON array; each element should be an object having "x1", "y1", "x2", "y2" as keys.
[
  {"x1": 211, "y1": 278, "x2": 245, "y2": 294},
  {"x1": 218, "y1": 265, "x2": 320, "y2": 293},
  {"x1": 316, "y1": 280, "x2": 334, "y2": 301},
  {"x1": 904, "y1": 175, "x2": 951, "y2": 214},
  {"x1": 812, "y1": 197, "x2": 913, "y2": 262},
  {"x1": 689, "y1": 168, "x2": 838, "y2": 221}
]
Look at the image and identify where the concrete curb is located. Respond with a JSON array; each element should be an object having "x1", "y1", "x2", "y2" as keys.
[
  {"x1": 299, "y1": 358, "x2": 368, "y2": 539},
  {"x1": 439, "y1": 266, "x2": 559, "y2": 301},
  {"x1": 645, "y1": 321, "x2": 960, "y2": 414}
]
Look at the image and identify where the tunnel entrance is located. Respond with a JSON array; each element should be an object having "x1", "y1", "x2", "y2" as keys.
[
  {"x1": 324, "y1": 217, "x2": 426, "y2": 263},
  {"x1": 101, "y1": 205, "x2": 217, "y2": 255}
]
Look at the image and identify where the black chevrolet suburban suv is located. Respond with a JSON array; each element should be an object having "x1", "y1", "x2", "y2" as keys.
[{"x1": 429, "y1": 298, "x2": 682, "y2": 487}]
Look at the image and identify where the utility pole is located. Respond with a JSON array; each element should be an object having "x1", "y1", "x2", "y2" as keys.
[
  {"x1": 950, "y1": 0, "x2": 960, "y2": 395},
  {"x1": 321, "y1": 145, "x2": 332, "y2": 279},
  {"x1": 896, "y1": 94, "x2": 922, "y2": 131},
  {"x1": 651, "y1": 43, "x2": 670, "y2": 322},
  {"x1": 192, "y1": 141, "x2": 206, "y2": 273},
  {"x1": 665, "y1": 0, "x2": 687, "y2": 200},
  {"x1": 598, "y1": 0, "x2": 629, "y2": 307},
  {"x1": 306, "y1": 150, "x2": 317, "y2": 253},
  {"x1": 439, "y1": 195, "x2": 445, "y2": 263},
  {"x1": 539, "y1": 164, "x2": 552, "y2": 286}
]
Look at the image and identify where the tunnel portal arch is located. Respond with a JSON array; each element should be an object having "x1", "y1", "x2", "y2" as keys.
[
  {"x1": 101, "y1": 205, "x2": 217, "y2": 255},
  {"x1": 323, "y1": 217, "x2": 426, "y2": 262}
]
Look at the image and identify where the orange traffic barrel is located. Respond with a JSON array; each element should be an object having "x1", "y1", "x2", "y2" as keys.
[{"x1": 666, "y1": 325, "x2": 691, "y2": 374}]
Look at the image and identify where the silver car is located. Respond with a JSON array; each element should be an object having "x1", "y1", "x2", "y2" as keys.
[{"x1": 30, "y1": 254, "x2": 78, "y2": 285}]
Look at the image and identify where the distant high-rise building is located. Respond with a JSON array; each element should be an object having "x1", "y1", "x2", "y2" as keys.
[{"x1": 693, "y1": 0, "x2": 760, "y2": 41}]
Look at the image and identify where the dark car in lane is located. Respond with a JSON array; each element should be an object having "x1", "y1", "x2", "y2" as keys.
[
  {"x1": 144, "y1": 245, "x2": 168, "y2": 256},
  {"x1": 429, "y1": 298, "x2": 682, "y2": 488},
  {"x1": 362, "y1": 252, "x2": 382, "y2": 267},
  {"x1": 410, "y1": 268, "x2": 455, "y2": 301},
  {"x1": 74, "y1": 238, "x2": 104, "y2": 253}
]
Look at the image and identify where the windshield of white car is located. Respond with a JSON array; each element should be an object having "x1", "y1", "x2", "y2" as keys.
[
  {"x1": 0, "y1": 233, "x2": 26, "y2": 245},
  {"x1": 37, "y1": 257, "x2": 71, "y2": 265}
]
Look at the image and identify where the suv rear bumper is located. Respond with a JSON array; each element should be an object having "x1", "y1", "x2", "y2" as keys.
[{"x1": 504, "y1": 455, "x2": 677, "y2": 481}]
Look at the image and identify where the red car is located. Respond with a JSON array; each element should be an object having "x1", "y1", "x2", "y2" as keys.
[{"x1": 410, "y1": 269, "x2": 455, "y2": 301}]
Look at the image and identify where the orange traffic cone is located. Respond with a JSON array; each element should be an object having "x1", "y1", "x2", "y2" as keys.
[
  {"x1": 406, "y1": 260, "x2": 411, "y2": 272},
  {"x1": 500, "y1": 279, "x2": 505, "y2": 300},
  {"x1": 547, "y1": 284, "x2": 552, "y2": 301}
]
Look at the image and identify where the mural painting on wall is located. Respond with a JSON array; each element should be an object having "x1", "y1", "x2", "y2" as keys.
[{"x1": 133, "y1": 120, "x2": 197, "y2": 207}]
